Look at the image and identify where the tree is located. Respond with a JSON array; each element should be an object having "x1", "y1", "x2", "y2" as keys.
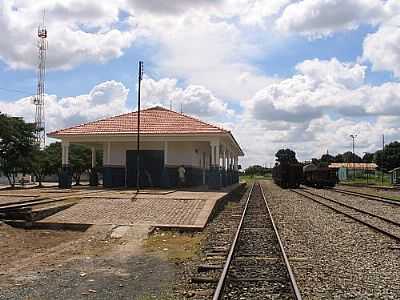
[
  {"x1": 320, "y1": 154, "x2": 335, "y2": 164},
  {"x1": 39, "y1": 142, "x2": 102, "y2": 185},
  {"x1": 30, "y1": 147, "x2": 53, "y2": 187},
  {"x1": 275, "y1": 149, "x2": 298, "y2": 164},
  {"x1": 374, "y1": 141, "x2": 400, "y2": 171},
  {"x1": 342, "y1": 151, "x2": 362, "y2": 163},
  {"x1": 334, "y1": 154, "x2": 344, "y2": 163},
  {"x1": 0, "y1": 114, "x2": 36, "y2": 187},
  {"x1": 362, "y1": 152, "x2": 374, "y2": 163},
  {"x1": 70, "y1": 144, "x2": 92, "y2": 185},
  {"x1": 244, "y1": 165, "x2": 270, "y2": 176}
]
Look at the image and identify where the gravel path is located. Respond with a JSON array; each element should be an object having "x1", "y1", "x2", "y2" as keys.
[{"x1": 262, "y1": 180, "x2": 400, "y2": 299}]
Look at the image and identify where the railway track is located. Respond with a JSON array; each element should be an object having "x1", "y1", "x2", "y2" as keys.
[
  {"x1": 332, "y1": 187, "x2": 400, "y2": 206},
  {"x1": 213, "y1": 182, "x2": 302, "y2": 300},
  {"x1": 292, "y1": 188, "x2": 400, "y2": 241}
]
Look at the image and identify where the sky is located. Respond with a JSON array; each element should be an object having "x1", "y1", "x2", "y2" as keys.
[{"x1": 0, "y1": 0, "x2": 400, "y2": 168}]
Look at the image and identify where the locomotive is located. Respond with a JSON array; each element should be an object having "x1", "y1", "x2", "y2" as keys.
[
  {"x1": 272, "y1": 162, "x2": 338, "y2": 189},
  {"x1": 272, "y1": 162, "x2": 303, "y2": 188}
]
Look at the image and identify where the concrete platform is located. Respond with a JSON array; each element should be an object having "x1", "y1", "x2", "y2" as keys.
[{"x1": 36, "y1": 184, "x2": 243, "y2": 230}]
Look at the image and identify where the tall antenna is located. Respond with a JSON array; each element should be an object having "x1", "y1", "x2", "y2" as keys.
[{"x1": 33, "y1": 10, "x2": 48, "y2": 148}]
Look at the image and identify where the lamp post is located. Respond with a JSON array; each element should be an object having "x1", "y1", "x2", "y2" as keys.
[
  {"x1": 350, "y1": 134, "x2": 357, "y2": 180},
  {"x1": 136, "y1": 61, "x2": 143, "y2": 193},
  {"x1": 363, "y1": 151, "x2": 369, "y2": 185}
]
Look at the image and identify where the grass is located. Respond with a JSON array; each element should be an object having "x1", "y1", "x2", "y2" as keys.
[
  {"x1": 240, "y1": 175, "x2": 272, "y2": 183},
  {"x1": 143, "y1": 231, "x2": 205, "y2": 262},
  {"x1": 341, "y1": 173, "x2": 392, "y2": 187}
]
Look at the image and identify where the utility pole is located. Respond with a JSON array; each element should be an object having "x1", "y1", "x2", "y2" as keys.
[
  {"x1": 350, "y1": 134, "x2": 357, "y2": 180},
  {"x1": 136, "y1": 61, "x2": 143, "y2": 192},
  {"x1": 382, "y1": 134, "x2": 385, "y2": 185}
]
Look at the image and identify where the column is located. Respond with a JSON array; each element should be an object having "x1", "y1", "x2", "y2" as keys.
[
  {"x1": 222, "y1": 147, "x2": 226, "y2": 169},
  {"x1": 59, "y1": 141, "x2": 72, "y2": 188},
  {"x1": 61, "y1": 141, "x2": 70, "y2": 166},
  {"x1": 234, "y1": 155, "x2": 239, "y2": 183},
  {"x1": 209, "y1": 140, "x2": 221, "y2": 189},
  {"x1": 222, "y1": 146, "x2": 227, "y2": 186},
  {"x1": 215, "y1": 142, "x2": 220, "y2": 168},
  {"x1": 161, "y1": 141, "x2": 170, "y2": 188},
  {"x1": 107, "y1": 141, "x2": 111, "y2": 165},
  {"x1": 103, "y1": 142, "x2": 112, "y2": 188},
  {"x1": 164, "y1": 141, "x2": 168, "y2": 166},
  {"x1": 91, "y1": 147, "x2": 96, "y2": 168},
  {"x1": 90, "y1": 147, "x2": 98, "y2": 186}
]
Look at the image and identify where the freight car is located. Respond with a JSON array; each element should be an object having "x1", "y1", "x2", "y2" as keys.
[
  {"x1": 303, "y1": 163, "x2": 337, "y2": 188},
  {"x1": 272, "y1": 162, "x2": 303, "y2": 188}
]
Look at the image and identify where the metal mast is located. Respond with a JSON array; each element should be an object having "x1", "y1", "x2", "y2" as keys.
[
  {"x1": 136, "y1": 61, "x2": 144, "y2": 192},
  {"x1": 34, "y1": 11, "x2": 48, "y2": 148}
]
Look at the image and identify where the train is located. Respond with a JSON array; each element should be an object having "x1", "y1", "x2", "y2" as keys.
[
  {"x1": 272, "y1": 162, "x2": 303, "y2": 188},
  {"x1": 302, "y1": 163, "x2": 337, "y2": 188},
  {"x1": 272, "y1": 162, "x2": 338, "y2": 189}
]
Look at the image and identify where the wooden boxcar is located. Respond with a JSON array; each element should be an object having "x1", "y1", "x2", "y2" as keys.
[{"x1": 303, "y1": 163, "x2": 337, "y2": 188}]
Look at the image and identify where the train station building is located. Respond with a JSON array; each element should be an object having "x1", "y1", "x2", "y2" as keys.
[{"x1": 48, "y1": 106, "x2": 244, "y2": 189}]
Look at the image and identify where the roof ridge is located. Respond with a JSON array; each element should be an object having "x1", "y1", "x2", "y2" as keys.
[{"x1": 166, "y1": 108, "x2": 229, "y2": 133}]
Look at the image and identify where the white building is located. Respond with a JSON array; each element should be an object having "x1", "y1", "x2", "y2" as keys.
[{"x1": 48, "y1": 106, "x2": 244, "y2": 189}]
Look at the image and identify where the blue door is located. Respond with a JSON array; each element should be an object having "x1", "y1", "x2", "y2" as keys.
[{"x1": 126, "y1": 150, "x2": 164, "y2": 187}]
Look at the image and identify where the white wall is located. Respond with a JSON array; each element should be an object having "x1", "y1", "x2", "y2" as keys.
[
  {"x1": 106, "y1": 140, "x2": 211, "y2": 168},
  {"x1": 107, "y1": 141, "x2": 163, "y2": 166}
]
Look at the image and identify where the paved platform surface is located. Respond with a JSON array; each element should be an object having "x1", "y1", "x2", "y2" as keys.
[{"x1": 38, "y1": 184, "x2": 241, "y2": 229}]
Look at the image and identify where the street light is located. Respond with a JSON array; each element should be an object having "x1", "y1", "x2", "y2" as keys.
[
  {"x1": 350, "y1": 134, "x2": 357, "y2": 180},
  {"x1": 363, "y1": 151, "x2": 369, "y2": 185}
]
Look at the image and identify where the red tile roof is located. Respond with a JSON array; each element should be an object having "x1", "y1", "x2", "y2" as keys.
[{"x1": 48, "y1": 106, "x2": 229, "y2": 136}]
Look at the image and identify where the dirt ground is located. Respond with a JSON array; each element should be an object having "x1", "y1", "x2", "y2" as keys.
[{"x1": 0, "y1": 222, "x2": 196, "y2": 300}]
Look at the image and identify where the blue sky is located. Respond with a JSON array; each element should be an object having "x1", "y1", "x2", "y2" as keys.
[{"x1": 0, "y1": 0, "x2": 400, "y2": 166}]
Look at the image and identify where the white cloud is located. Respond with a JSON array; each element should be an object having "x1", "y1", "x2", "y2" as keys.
[
  {"x1": 247, "y1": 58, "x2": 369, "y2": 124},
  {"x1": 0, "y1": 77, "x2": 232, "y2": 136},
  {"x1": 363, "y1": 16, "x2": 400, "y2": 77},
  {"x1": 296, "y1": 58, "x2": 366, "y2": 89},
  {"x1": 276, "y1": 0, "x2": 385, "y2": 37},
  {"x1": 141, "y1": 77, "x2": 234, "y2": 118},
  {"x1": 138, "y1": 11, "x2": 275, "y2": 102},
  {"x1": 0, "y1": 80, "x2": 130, "y2": 133},
  {"x1": 0, "y1": 0, "x2": 137, "y2": 70},
  {"x1": 123, "y1": 0, "x2": 219, "y2": 15},
  {"x1": 236, "y1": 58, "x2": 400, "y2": 167}
]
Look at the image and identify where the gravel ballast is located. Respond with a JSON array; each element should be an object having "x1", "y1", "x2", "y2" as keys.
[{"x1": 262, "y1": 180, "x2": 400, "y2": 299}]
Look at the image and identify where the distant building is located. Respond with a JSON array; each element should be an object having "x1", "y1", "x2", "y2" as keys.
[
  {"x1": 48, "y1": 106, "x2": 244, "y2": 189},
  {"x1": 389, "y1": 167, "x2": 400, "y2": 185},
  {"x1": 329, "y1": 163, "x2": 378, "y2": 181}
]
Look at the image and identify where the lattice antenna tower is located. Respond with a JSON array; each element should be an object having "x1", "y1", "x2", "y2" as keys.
[{"x1": 33, "y1": 10, "x2": 48, "y2": 148}]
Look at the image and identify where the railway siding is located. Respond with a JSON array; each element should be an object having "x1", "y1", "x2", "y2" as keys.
[
  {"x1": 262, "y1": 180, "x2": 400, "y2": 299},
  {"x1": 314, "y1": 188, "x2": 400, "y2": 224},
  {"x1": 293, "y1": 188, "x2": 400, "y2": 241}
]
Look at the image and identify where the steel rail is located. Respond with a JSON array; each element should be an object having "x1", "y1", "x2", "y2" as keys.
[
  {"x1": 260, "y1": 183, "x2": 303, "y2": 300},
  {"x1": 332, "y1": 188, "x2": 400, "y2": 206},
  {"x1": 302, "y1": 188, "x2": 400, "y2": 227},
  {"x1": 291, "y1": 189, "x2": 400, "y2": 242},
  {"x1": 212, "y1": 182, "x2": 255, "y2": 300}
]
